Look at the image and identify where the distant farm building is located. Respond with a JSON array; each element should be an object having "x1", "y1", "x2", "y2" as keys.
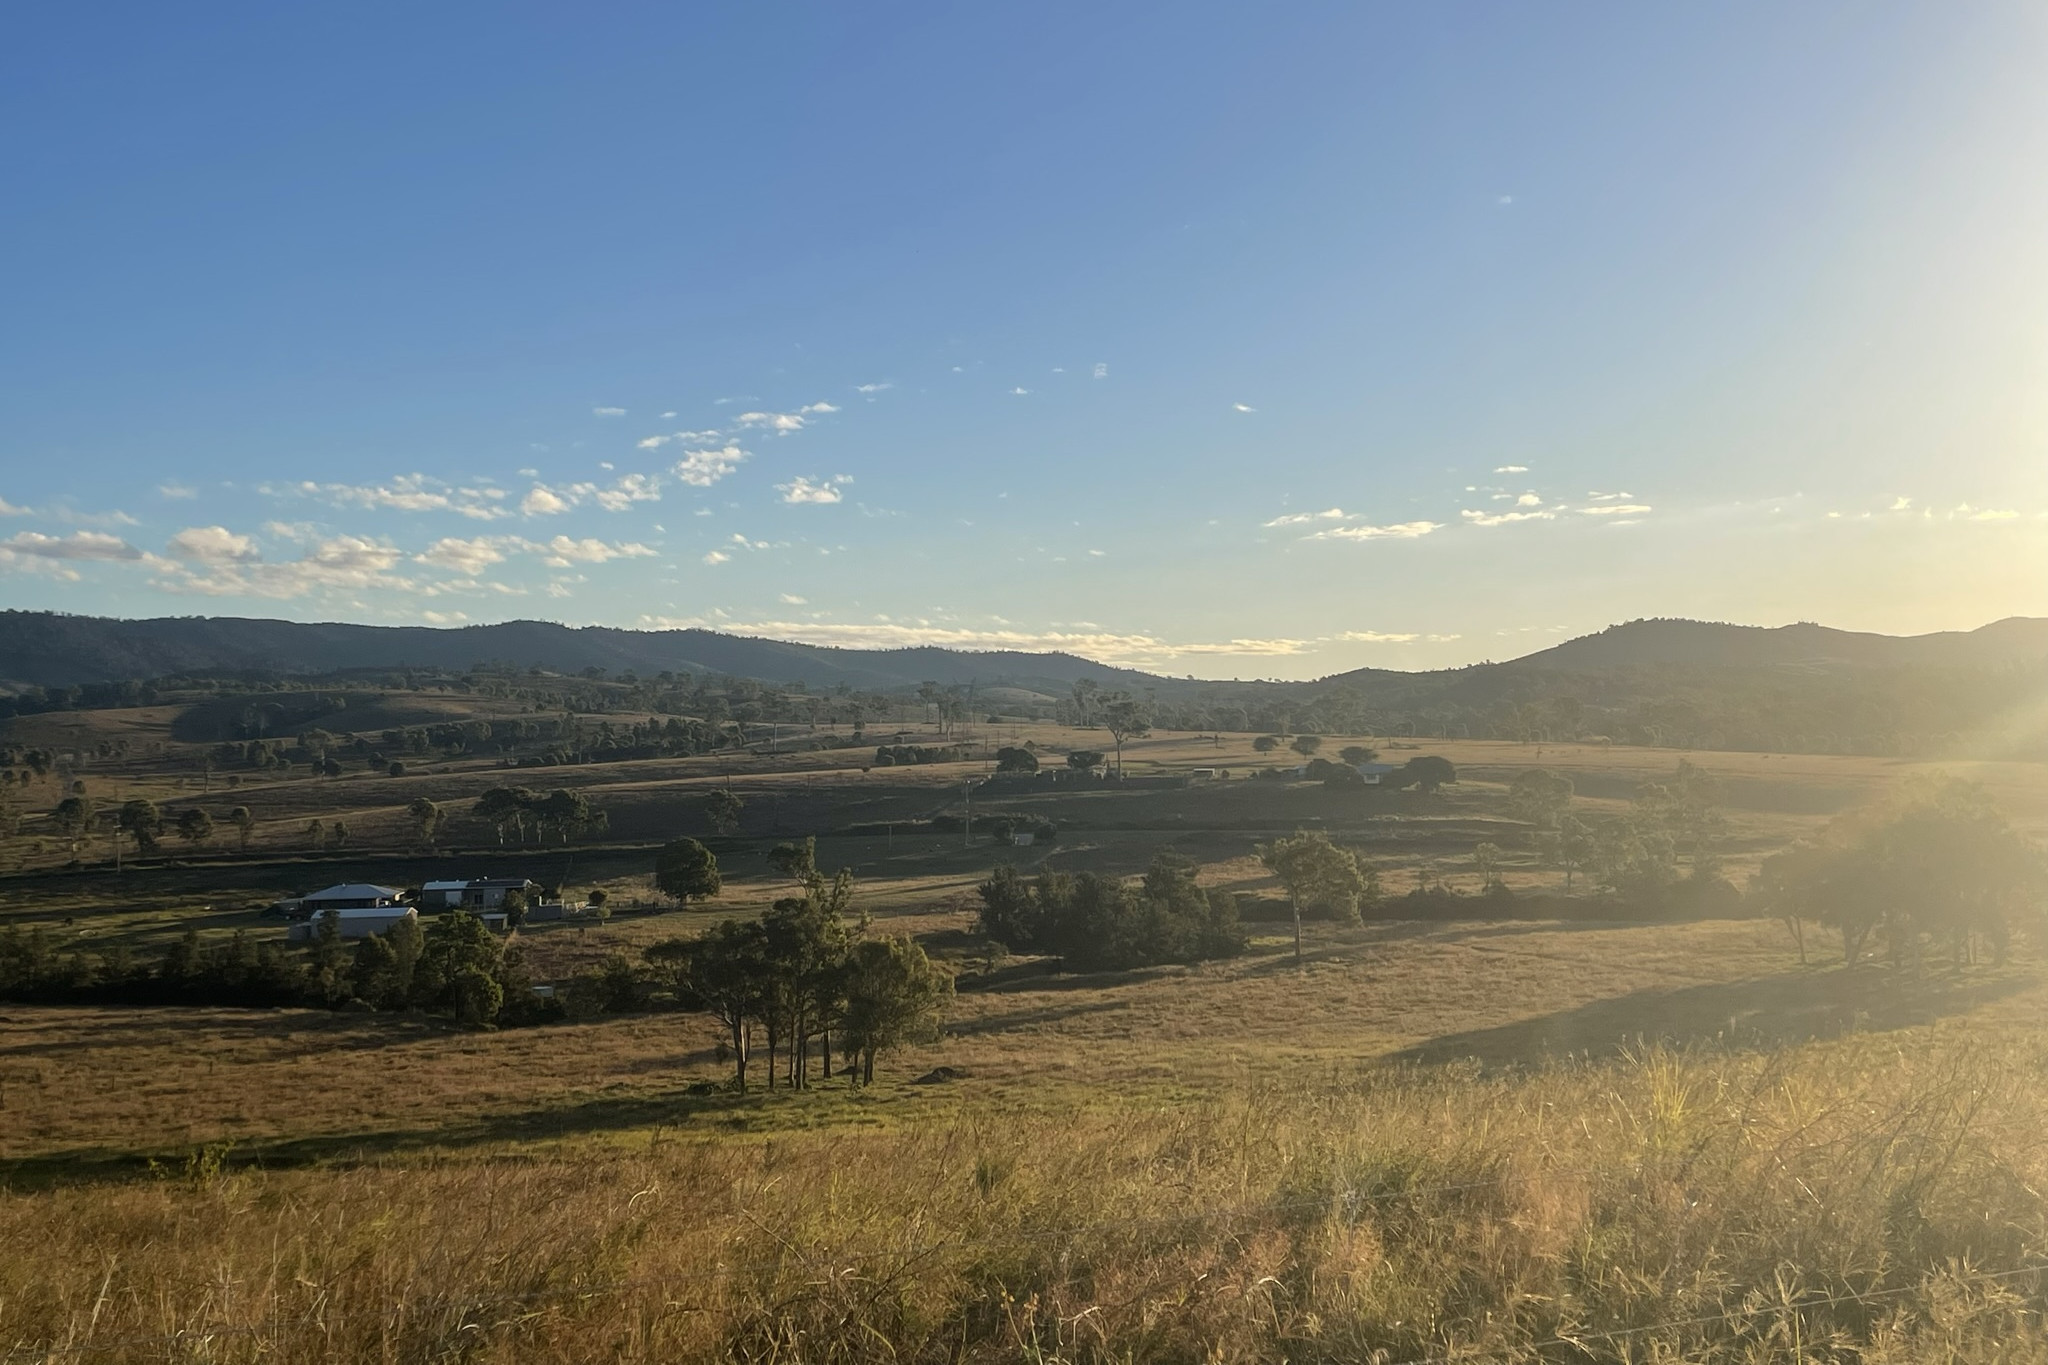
[
  {"x1": 419, "y1": 880, "x2": 471, "y2": 910},
  {"x1": 302, "y1": 882, "x2": 403, "y2": 911},
  {"x1": 288, "y1": 905, "x2": 418, "y2": 941}
]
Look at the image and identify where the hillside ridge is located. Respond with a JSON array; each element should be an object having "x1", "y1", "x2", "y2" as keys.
[{"x1": 2, "y1": 610, "x2": 2044, "y2": 693}]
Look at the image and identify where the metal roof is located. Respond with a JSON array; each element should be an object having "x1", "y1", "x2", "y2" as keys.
[{"x1": 304, "y1": 883, "x2": 402, "y2": 902}]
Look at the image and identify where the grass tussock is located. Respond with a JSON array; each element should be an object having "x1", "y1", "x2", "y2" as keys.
[{"x1": 6, "y1": 1025, "x2": 2048, "y2": 1362}]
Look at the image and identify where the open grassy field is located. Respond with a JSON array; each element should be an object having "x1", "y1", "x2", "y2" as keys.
[{"x1": 4, "y1": 702, "x2": 2048, "y2": 1360}]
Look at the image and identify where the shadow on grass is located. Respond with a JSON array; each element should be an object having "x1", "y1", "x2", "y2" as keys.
[
  {"x1": 0, "y1": 1006, "x2": 461, "y2": 1059},
  {"x1": 0, "y1": 1069, "x2": 896, "y2": 1193},
  {"x1": 1386, "y1": 964, "x2": 2040, "y2": 1068}
]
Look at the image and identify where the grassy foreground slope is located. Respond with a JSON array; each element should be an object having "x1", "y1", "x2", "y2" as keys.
[{"x1": 5, "y1": 918, "x2": 2048, "y2": 1362}]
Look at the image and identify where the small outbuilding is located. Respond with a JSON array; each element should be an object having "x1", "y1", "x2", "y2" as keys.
[{"x1": 288, "y1": 905, "x2": 418, "y2": 941}]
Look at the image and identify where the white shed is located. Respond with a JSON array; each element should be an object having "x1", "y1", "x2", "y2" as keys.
[{"x1": 289, "y1": 906, "x2": 418, "y2": 941}]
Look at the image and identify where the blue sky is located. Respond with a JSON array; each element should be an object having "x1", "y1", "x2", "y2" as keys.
[{"x1": 3, "y1": 3, "x2": 2045, "y2": 678}]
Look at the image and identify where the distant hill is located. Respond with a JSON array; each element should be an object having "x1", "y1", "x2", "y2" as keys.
[
  {"x1": 4, "y1": 611, "x2": 2045, "y2": 696},
  {"x1": 1498, "y1": 617, "x2": 2048, "y2": 673},
  {"x1": 0, "y1": 612, "x2": 1173, "y2": 695}
]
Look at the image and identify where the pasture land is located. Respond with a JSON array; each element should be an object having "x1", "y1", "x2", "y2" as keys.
[{"x1": 4, "y1": 705, "x2": 2048, "y2": 1360}]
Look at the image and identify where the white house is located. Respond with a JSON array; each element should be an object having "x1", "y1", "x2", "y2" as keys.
[
  {"x1": 1355, "y1": 762, "x2": 1397, "y2": 786},
  {"x1": 301, "y1": 883, "x2": 403, "y2": 911},
  {"x1": 288, "y1": 905, "x2": 418, "y2": 941},
  {"x1": 462, "y1": 877, "x2": 539, "y2": 910}
]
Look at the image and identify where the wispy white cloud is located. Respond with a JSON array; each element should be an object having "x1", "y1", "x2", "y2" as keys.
[
  {"x1": 517, "y1": 474, "x2": 663, "y2": 516},
  {"x1": 537, "y1": 536, "x2": 656, "y2": 567},
  {"x1": 167, "y1": 526, "x2": 259, "y2": 564},
  {"x1": 854, "y1": 383, "x2": 892, "y2": 394},
  {"x1": 1575, "y1": 504, "x2": 1653, "y2": 517},
  {"x1": 1306, "y1": 520, "x2": 1443, "y2": 541},
  {"x1": 702, "y1": 549, "x2": 731, "y2": 566},
  {"x1": 521, "y1": 486, "x2": 572, "y2": 516},
  {"x1": 2, "y1": 530, "x2": 143, "y2": 561},
  {"x1": 157, "y1": 483, "x2": 198, "y2": 500},
  {"x1": 590, "y1": 472, "x2": 661, "y2": 511},
  {"x1": 592, "y1": 406, "x2": 627, "y2": 417},
  {"x1": 1233, "y1": 403, "x2": 1256, "y2": 413},
  {"x1": 1010, "y1": 387, "x2": 1031, "y2": 396},
  {"x1": 1515, "y1": 493, "x2": 1544, "y2": 507},
  {"x1": 1263, "y1": 507, "x2": 1349, "y2": 528},
  {"x1": 1092, "y1": 363, "x2": 1107, "y2": 380},
  {"x1": 626, "y1": 617, "x2": 1455, "y2": 668},
  {"x1": 0, "y1": 496, "x2": 30, "y2": 517},
  {"x1": 777, "y1": 475, "x2": 852, "y2": 505},
  {"x1": 1495, "y1": 464, "x2": 1529, "y2": 474},
  {"x1": 734, "y1": 403, "x2": 836, "y2": 434},
  {"x1": 150, "y1": 535, "x2": 413, "y2": 599},
  {"x1": 1890, "y1": 496, "x2": 1914, "y2": 511},
  {"x1": 636, "y1": 429, "x2": 719, "y2": 450},
  {"x1": 778, "y1": 593, "x2": 807, "y2": 604},
  {"x1": 414, "y1": 536, "x2": 507, "y2": 576},
  {"x1": 1462, "y1": 508, "x2": 1557, "y2": 527},
  {"x1": 267, "y1": 474, "x2": 510, "y2": 521},
  {"x1": 672, "y1": 446, "x2": 749, "y2": 487}
]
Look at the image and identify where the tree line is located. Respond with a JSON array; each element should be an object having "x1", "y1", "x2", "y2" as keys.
[{"x1": 648, "y1": 834, "x2": 950, "y2": 1089}]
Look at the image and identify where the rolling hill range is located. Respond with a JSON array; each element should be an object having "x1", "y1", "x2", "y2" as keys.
[
  {"x1": 1498, "y1": 616, "x2": 2048, "y2": 673},
  {"x1": 0, "y1": 612, "x2": 1172, "y2": 695},
  {"x1": 1, "y1": 611, "x2": 2045, "y2": 695}
]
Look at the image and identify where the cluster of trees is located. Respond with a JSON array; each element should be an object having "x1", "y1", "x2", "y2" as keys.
[
  {"x1": 473, "y1": 787, "x2": 608, "y2": 845},
  {"x1": 37, "y1": 795, "x2": 258, "y2": 860},
  {"x1": 1760, "y1": 777, "x2": 2045, "y2": 968},
  {"x1": 0, "y1": 911, "x2": 539, "y2": 1026},
  {"x1": 648, "y1": 839, "x2": 950, "y2": 1089},
  {"x1": 1503, "y1": 760, "x2": 1730, "y2": 904},
  {"x1": 976, "y1": 853, "x2": 1245, "y2": 971}
]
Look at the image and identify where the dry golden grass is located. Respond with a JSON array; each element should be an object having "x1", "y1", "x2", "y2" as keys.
[
  {"x1": 9, "y1": 716, "x2": 2048, "y2": 1358},
  {"x1": 6, "y1": 1017, "x2": 2048, "y2": 1362}
]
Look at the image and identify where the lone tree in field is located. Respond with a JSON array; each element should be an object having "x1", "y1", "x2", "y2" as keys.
[
  {"x1": 1253, "y1": 735, "x2": 1283, "y2": 753},
  {"x1": 118, "y1": 798, "x2": 163, "y2": 858},
  {"x1": 1066, "y1": 750, "x2": 1104, "y2": 772},
  {"x1": 1099, "y1": 693, "x2": 1151, "y2": 779},
  {"x1": 1338, "y1": 745, "x2": 1379, "y2": 767},
  {"x1": 174, "y1": 808, "x2": 214, "y2": 852},
  {"x1": 1508, "y1": 768, "x2": 1574, "y2": 830},
  {"x1": 1397, "y1": 755, "x2": 1458, "y2": 795},
  {"x1": 768, "y1": 835, "x2": 818, "y2": 883},
  {"x1": 1290, "y1": 734, "x2": 1323, "y2": 759},
  {"x1": 407, "y1": 796, "x2": 445, "y2": 850},
  {"x1": 1070, "y1": 678, "x2": 1102, "y2": 728},
  {"x1": 1258, "y1": 828, "x2": 1373, "y2": 965},
  {"x1": 703, "y1": 787, "x2": 745, "y2": 835},
  {"x1": 664, "y1": 918, "x2": 769, "y2": 1090},
  {"x1": 839, "y1": 936, "x2": 952, "y2": 1085},
  {"x1": 47, "y1": 795, "x2": 94, "y2": 857},
  {"x1": 655, "y1": 837, "x2": 723, "y2": 907},
  {"x1": 995, "y1": 746, "x2": 1038, "y2": 774},
  {"x1": 228, "y1": 804, "x2": 256, "y2": 854}
]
